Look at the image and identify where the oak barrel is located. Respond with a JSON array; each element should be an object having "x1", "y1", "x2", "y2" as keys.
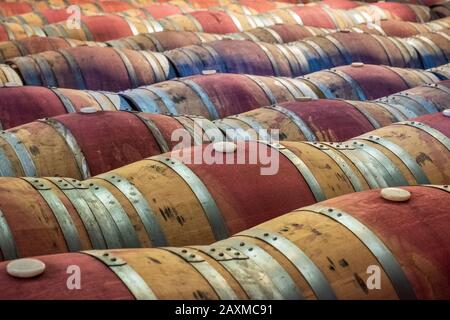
[
  {"x1": 8, "y1": 46, "x2": 174, "y2": 91},
  {"x1": 0, "y1": 85, "x2": 131, "y2": 129}
]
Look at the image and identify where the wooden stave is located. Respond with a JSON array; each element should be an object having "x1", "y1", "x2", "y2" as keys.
[{"x1": 297, "y1": 63, "x2": 441, "y2": 100}]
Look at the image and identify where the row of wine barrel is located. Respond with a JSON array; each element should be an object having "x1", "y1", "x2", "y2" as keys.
[
  {"x1": 0, "y1": 0, "x2": 291, "y2": 18},
  {"x1": 2, "y1": 17, "x2": 448, "y2": 64},
  {"x1": 33, "y1": 4, "x2": 432, "y2": 42},
  {"x1": 0, "y1": 21, "x2": 46, "y2": 41},
  {"x1": 0, "y1": 10, "x2": 342, "y2": 42},
  {"x1": 0, "y1": 1, "x2": 143, "y2": 17},
  {"x1": 214, "y1": 81, "x2": 450, "y2": 141},
  {"x1": 0, "y1": 35, "x2": 106, "y2": 63},
  {"x1": 0, "y1": 0, "x2": 408, "y2": 19},
  {"x1": 41, "y1": 14, "x2": 165, "y2": 42},
  {"x1": 157, "y1": 2, "x2": 434, "y2": 33},
  {"x1": 0, "y1": 0, "x2": 436, "y2": 42},
  {"x1": 431, "y1": 1, "x2": 450, "y2": 19},
  {"x1": 0, "y1": 0, "x2": 436, "y2": 14},
  {"x1": 108, "y1": 18, "x2": 450, "y2": 52},
  {"x1": 0, "y1": 184, "x2": 448, "y2": 299},
  {"x1": 121, "y1": 63, "x2": 445, "y2": 113},
  {"x1": 0, "y1": 111, "x2": 448, "y2": 261},
  {"x1": 226, "y1": 18, "x2": 450, "y2": 42},
  {"x1": 0, "y1": 63, "x2": 446, "y2": 130},
  {"x1": 0, "y1": 76, "x2": 447, "y2": 180},
  {"x1": 0, "y1": 0, "x2": 432, "y2": 22},
  {"x1": 5, "y1": 31, "x2": 449, "y2": 91},
  {"x1": 127, "y1": 31, "x2": 446, "y2": 78},
  {"x1": 7, "y1": 46, "x2": 174, "y2": 91}
]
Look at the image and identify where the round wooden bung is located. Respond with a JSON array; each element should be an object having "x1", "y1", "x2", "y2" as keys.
[
  {"x1": 213, "y1": 141, "x2": 237, "y2": 153},
  {"x1": 443, "y1": 109, "x2": 450, "y2": 117},
  {"x1": 295, "y1": 96, "x2": 312, "y2": 102},
  {"x1": 202, "y1": 69, "x2": 217, "y2": 75},
  {"x1": 7, "y1": 258, "x2": 46, "y2": 278},
  {"x1": 80, "y1": 107, "x2": 98, "y2": 114},
  {"x1": 351, "y1": 62, "x2": 364, "y2": 68},
  {"x1": 380, "y1": 187, "x2": 411, "y2": 202}
]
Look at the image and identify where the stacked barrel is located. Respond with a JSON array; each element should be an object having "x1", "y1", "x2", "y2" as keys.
[{"x1": 0, "y1": 0, "x2": 449, "y2": 301}]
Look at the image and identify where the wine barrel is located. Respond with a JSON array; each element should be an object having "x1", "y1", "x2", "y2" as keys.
[
  {"x1": 376, "y1": 80, "x2": 450, "y2": 118},
  {"x1": 191, "y1": 10, "x2": 259, "y2": 33},
  {"x1": 85, "y1": 1, "x2": 135, "y2": 14},
  {"x1": 302, "y1": 31, "x2": 422, "y2": 69},
  {"x1": 215, "y1": 99, "x2": 386, "y2": 142},
  {"x1": 159, "y1": 10, "x2": 259, "y2": 33},
  {"x1": 234, "y1": 0, "x2": 288, "y2": 13},
  {"x1": 141, "y1": 3, "x2": 186, "y2": 19},
  {"x1": 229, "y1": 24, "x2": 331, "y2": 44},
  {"x1": 147, "y1": 0, "x2": 193, "y2": 13},
  {"x1": 374, "y1": 2, "x2": 431, "y2": 22},
  {"x1": 164, "y1": 39, "x2": 296, "y2": 77},
  {"x1": 0, "y1": 110, "x2": 217, "y2": 178},
  {"x1": 431, "y1": 2, "x2": 450, "y2": 19},
  {"x1": 8, "y1": 46, "x2": 174, "y2": 91},
  {"x1": 0, "y1": 86, "x2": 131, "y2": 129},
  {"x1": 117, "y1": 4, "x2": 184, "y2": 20},
  {"x1": 411, "y1": 0, "x2": 449, "y2": 5},
  {"x1": 0, "y1": 111, "x2": 448, "y2": 259},
  {"x1": 43, "y1": 15, "x2": 163, "y2": 42},
  {"x1": 166, "y1": 0, "x2": 220, "y2": 9},
  {"x1": 239, "y1": 0, "x2": 290, "y2": 12},
  {"x1": 0, "y1": 36, "x2": 105, "y2": 63},
  {"x1": 355, "y1": 20, "x2": 433, "y2": 37},
  {"x1": 297, "y1": 63, "x2": 440, "y2": 100},
  {"x1": 120, "y1": 72, "x2": 318, "y2": 119},
  {"x1": 428, "y1": 63, "x2": 450, "y2": 79},
  {"x1": 0, "y1": 22, "x2": 45, "y2": 41},
  {"x1": 0, "y1": 2, "x2": 35, "y2": 17},
  {"x1": 214, "y1": 81, "x2": 449, "y2": 142},
  {"x1": 0, "y1": 185, "x2": 448, "y2": 299},
  {"x1": 5, "y1": 8, "x2": 71, "y2": 28},
  {"x1": 265, "y1": 6, "x2": 353, "y2": 29},
  {"x1": 290, "y1": 5, "x2": 354, "y2": 29},
  {"x1": 427, "y1": 17, "x2": 450, "y2": 31},
  {"x1": 318, "y1": 0, "x2": 360, "y2": 10},
  {"x1": 405, "y1": 31, "x2": 449, "y2": 68},
  {"x1": 107, "y1": 31, "x2": 222, "y2": 52},
  {"x1": 211, "y1": 4, "x2": 258, "y2": 16},
  {"x1": 112, "y1": 8, "x2": 152, "y2": 20},
  {"x1": 345, "y1": 4, "x2": 393, "y2": 26}
]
